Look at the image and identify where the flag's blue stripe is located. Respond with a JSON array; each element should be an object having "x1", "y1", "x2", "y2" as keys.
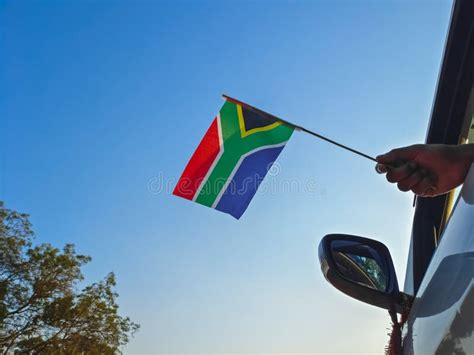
[{"x1": 215, "y1": 146, "x2": 285, "y2": 219}]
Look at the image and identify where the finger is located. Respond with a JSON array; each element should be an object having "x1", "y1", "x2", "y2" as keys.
[
  {"x1": 375, "y1": 163, "x2": 387, "y2": 174},
  {"x1": 412, "y1": 176, "x2": 437, "y2": 196},
  {"x1": 376, "y1": 145, "x2": 421, "y2": 165},
  {"x1": 375, "y1": 160, "x2": 404, "y2": 173},
  {"x1": 386, "y1": 162, "x2": 417, "y2": 183},
  {"x1": 423, "y1": 186, "x2": 438, "y2": 197},
  {"x1": 397, "y1": 169, "x2": 425, "y2": 192}
]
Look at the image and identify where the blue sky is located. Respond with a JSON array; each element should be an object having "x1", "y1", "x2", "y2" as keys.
[{"x1": 1, "y1": 0, "x2": 451, "y2": 353}]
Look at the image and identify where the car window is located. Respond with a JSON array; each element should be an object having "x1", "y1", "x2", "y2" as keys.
[{"x1": 440, "y1": 86, "x2": 474, "y2": 237}]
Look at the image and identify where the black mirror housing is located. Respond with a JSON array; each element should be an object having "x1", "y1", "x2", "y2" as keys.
[{"x1": 319, "y1": 234, "x2": 411, "y2": 313}]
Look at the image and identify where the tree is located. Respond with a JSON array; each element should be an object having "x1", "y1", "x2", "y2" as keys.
[{"x1": 0, "y1": 202, "x2": 139, "y2": 354}]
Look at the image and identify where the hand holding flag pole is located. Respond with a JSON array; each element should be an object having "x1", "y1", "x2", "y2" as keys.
[{"x1": 222, "y1": 94, "x2": 378, "y2": 163}]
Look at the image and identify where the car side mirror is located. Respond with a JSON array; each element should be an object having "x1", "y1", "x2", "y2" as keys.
[{"x1": 318, "y1": 234, "x2": 413, "y2": 313}]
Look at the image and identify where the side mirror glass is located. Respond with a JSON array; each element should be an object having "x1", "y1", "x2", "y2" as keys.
[
  {"x1": 330, "y1": 239, "x2": 391, "y2": 292},
  {"x1": 319, "y1": 234, "x2": 411, "y2": 313}
]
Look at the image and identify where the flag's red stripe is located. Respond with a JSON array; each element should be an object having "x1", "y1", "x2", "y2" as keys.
[{"x1": 173, "y1": 118, "x2": 221, "y2": 200}]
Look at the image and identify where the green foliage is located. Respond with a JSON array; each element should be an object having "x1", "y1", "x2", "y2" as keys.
[
  {"x1": 351, "y1": 255, "x2": 387, "y2": 291},
  {"x1": 0, "y1": 202, "x2": 139, "y2": 354}
]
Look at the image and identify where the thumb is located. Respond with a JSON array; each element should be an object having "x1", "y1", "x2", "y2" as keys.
[{"x1": 376, "y1": 145, "x2": 420, "y2": 164}]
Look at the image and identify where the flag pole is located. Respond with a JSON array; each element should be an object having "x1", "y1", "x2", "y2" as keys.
[{"x1": 222, "y1": 94, "x2": 378, "y2": 163}]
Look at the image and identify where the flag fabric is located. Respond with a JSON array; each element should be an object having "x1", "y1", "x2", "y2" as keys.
[{"x1": 173, "y1": 99, "x2": 294, "y2": 219}]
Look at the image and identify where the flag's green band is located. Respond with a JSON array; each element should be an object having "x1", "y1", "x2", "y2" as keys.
[{"x1": 195, "y1": 101, "x2": 294, "y2": 207}]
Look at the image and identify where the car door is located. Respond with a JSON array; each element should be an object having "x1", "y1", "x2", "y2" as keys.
[{"x1": 402, "y1": 164, "x2": 474, "y2": 354}]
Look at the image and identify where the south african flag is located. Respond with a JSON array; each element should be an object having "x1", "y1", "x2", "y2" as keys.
[{"x1": 173, "y1": 97, "x2": 294, "y2": 219}]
